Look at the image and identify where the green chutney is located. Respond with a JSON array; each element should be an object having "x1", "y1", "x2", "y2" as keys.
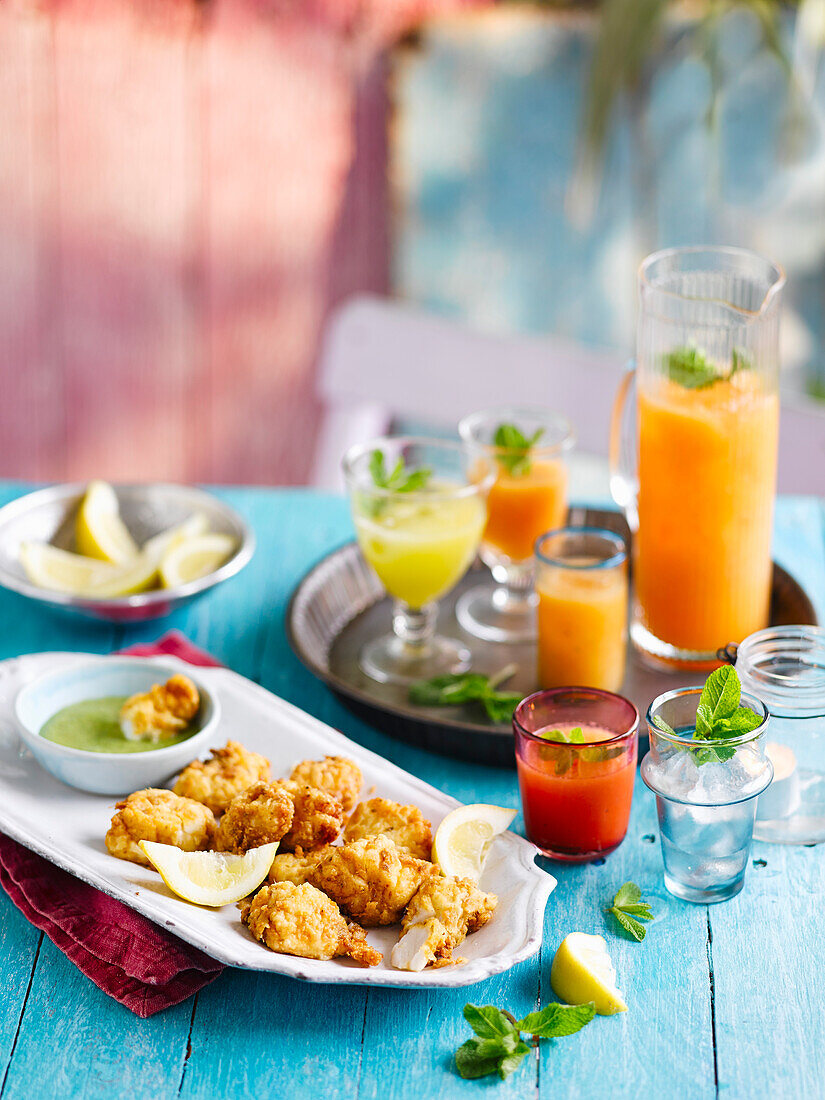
[{"x1": 40, "y1": 696, "x2": 197, "y2": 754}]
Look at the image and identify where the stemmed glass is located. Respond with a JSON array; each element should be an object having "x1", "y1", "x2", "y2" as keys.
[
  {"x1": 343, "y1": 436, "x2": 493, "y2": 685},
  {"x1": 456, "y1": 406, "x2": 574, "y2": 643}
]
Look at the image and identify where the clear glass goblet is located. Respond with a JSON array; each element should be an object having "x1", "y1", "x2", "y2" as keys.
[{"x1": 342, "y1": 436, "x2": 493, "y2": 685}]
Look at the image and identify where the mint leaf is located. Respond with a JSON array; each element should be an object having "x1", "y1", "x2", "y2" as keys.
[
  {"x1": 652, "y1": 714, "x2": 677, "y2": 737},
  {"x1": 463, "y1": 1004, "x2": 519, "y2": 1041},
  {"x1": 700, "y1": 666, "x2": 741, "y2": 722},
  {"x1": 368, "y1": 449, "x2": 432, "y2": 494},
  {"x1": 517, "y1": 1002, "x2": 595, "y2": 1038},
  {"x1": 493, "y1": 422, "x2": 544, "y2": 477},
  {"x1": 731, "y1": 348, "x2": 753, "y2": 376},
  {"x1": 409, "y1": 670, "x2": 523, "y2": 726},
  {"x1": 613, "y1": 881, "x2": 641, "y2": 907},
  {"x1": 611, "y1": 908, "x2": 647, "y2": 941},
  {"x1": 664, "y1": 347, "x2": 719, "y2": 389},
  {"x1": 695, "y1": 703, "x2": 714, "y2": 738},
  {"x1": 498, "y1": 1043, "x2": 531, "y2": 1080},
  {"x1": 480, "y1": 691, "x2": 522, "y2": 725},
  {"x1": 727, "y1": 706, "x2": 763, "y2": 733},
  {"x1": 608, "y1": 882, "x2": 653, "y2": 942},
  {"x1": 454, "y1": 1038, "x2": 505, "y2": 1079}
]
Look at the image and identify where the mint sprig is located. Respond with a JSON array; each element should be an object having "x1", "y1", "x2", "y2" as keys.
[
  {"x1": 368, "y1": 449, "x2": 432, "y2": 494},
  {"x1": 652, "y1": 666, "x2": 763, "y2": 766},
  {"x1": 409, "y1": 666, "x2": 522, "y2": 725},
  {"x1": 493, "y1": 423, "x2": 544, "y2": 477},
  {"x1": 455, "y1": 1001, "x2": 595, "y2": 1081},
  {"x1": 607, "y1": 882, "x2": 654, "y2": 942},
  {"x1": 538, "y1": 726, "x2": 584, "y2": 744},
  {"x1": 664, "y1": 346, "x2": 753, "y2": 390}
]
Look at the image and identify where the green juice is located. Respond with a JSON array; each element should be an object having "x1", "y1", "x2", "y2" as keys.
[{"x1": 40, "y1": 696, "x2": 196, "y2": 754}]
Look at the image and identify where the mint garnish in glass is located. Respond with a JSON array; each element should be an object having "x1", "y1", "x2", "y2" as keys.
[
  {"x1": 493, "y1": 423, "x2": 545, "y2": 477},
  {"x1": 663, "y1": 346, "x2": 753, "y2": 390},
  {"x1": 652, "y1": 665, "x2": 763, "y2": 765}
]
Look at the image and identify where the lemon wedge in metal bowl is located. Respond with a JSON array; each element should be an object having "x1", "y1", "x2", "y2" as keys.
[
  {"x1": 19, "y1": 542, "x2": 157, "y2": 598},
  {"x1": 159, "y1": 533, "x2": 237, "y2": 589},
  {"x1": 550, "y1": 932, "x2": 628, "y2": 1016},
  {"x1": 432, "y1": 804, "x2": 516, "y2": 882},
  {"x1": 75, "y1": 480, "x2": 139, "y2": 563},
  {"x1": 138, "y1": 841, "x2": 279, "y2": 907}
]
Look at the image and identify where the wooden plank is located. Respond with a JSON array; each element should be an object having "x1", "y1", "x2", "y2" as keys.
[
  {"x1": 1, "y1": 937, "x2": 193, "y2": 1100},
  {"x1": 0, "y1": 894, "x2": 42, "y2": 1090},
  {"x1": 180, "y1": 969, "x2": 366, "y2": 1100}
]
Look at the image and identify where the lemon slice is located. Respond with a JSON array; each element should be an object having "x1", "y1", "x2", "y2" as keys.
[
  {"x1": 432, "y1": 804, "x2": 517, "y2": 882},
  {"x1": 159, "y1": 533, "x2": 237, "y2": 588},
  {"x1": 142, "y1": 512, "x2": 209, "y2": 563},
  {"x1": 75, "y1": 481, "x2": 139, "y2": 563},
  {"x1": 550, "y1": 932, "x2": 627, "y2": 1015},
  {"x1": 20, "y1": 542, "x2": 120, "y2": 594},
  {"x1": 82, "y1": 556, "x2": 158, "y2": 598},
  {"x1": 138, "y1": 841, "x2": 279, "y2": 907}
]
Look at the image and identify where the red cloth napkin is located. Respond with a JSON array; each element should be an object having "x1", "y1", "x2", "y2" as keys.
[{"x1": 0, "y1": 631, "x2": 227, "y2": 1017}]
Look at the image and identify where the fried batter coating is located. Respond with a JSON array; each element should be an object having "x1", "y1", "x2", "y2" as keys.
[
  {"x1": 276, "y1": 781, "x2": 344, "y2": 853},
  {"x1": 288, "y1": 756, "x2": 362, "y2": 814},
  {"x1": 268, "y1": 846, "x2": 333, "y2": 885},
  {"x1": 309, "y1": 834, "x2": 431, "y2": 926},
  {"x1": 119, "y1": 674, "x2": 200, "y2": 743},
  {"x1": 391, "y1": 872, "x2": 497, "y2": 971},
  {"x1": 239, "y1": 882, "x2": 382, "y2": 966},
  {"x1": 217, "y1": 781, "x2": 294, "y2": 854},
  {"x1": 173, "y1": 740, "x2": 270, "y2": 815},
  {"x1": 105, "y1": 788, "x2": 217, "y2": 867},
  {"x1": 343, "y1": 797, "x2": 432, "y2": 860}
]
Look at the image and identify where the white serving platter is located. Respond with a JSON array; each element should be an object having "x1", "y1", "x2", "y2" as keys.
[{"x1": 0, "y1": 653, "x2": 556, "y2": 988}]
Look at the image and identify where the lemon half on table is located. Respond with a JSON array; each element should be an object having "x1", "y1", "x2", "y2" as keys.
[
  {"x1": 432, "y1": 804, "x2": 517, "y2": 883},
  {"x1": 551, "y1": 932, "x2": 628, "y2": 1016},
  {"x1": 139, "y1": 841, "x2": 278, "y2": 907}
]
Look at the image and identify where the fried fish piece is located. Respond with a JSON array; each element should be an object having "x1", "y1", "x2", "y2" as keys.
[
  {"x1": 309, "y1": 834, "x2": 431, "y2": 926},
  {"x1": 391, "y1": 872, "x2": 497, "y2": 971},
  {"x1": 343, "y1": 797, "x2": 432, "y2": 860},
  {"x1": 105, "y1": 788, "x2": 217, "y2": 867},
  {"x1": 119, "y1": 673, "x2": 200, "y2": 743},
  {"x1": 276, "y1": 781, "x2": 344, "y2": 853},
  {"x1": 216, "y1": 781, "x2": 294, "y2": 854},
  {"x1": 173, "y1": 740, "x2": 271, "y2": 815},
  {"x1": 268, "y1": 846, "x2": 333, "y2": 885},
  {"x1": 288, "y1": 756, "x2": 362, "y2": 814},
  {"x1": 239, "y1": 882, "x2": 382, "y2": 966}
]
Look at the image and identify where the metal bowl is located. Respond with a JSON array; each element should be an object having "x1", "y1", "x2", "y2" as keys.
[{"x1": 0, "y1": 483, "x2": 255, "y2": 622}]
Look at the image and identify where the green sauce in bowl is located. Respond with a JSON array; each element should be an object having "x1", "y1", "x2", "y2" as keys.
[{"x1": 40, "y1": 696, "x2": 197, "y2": 754}]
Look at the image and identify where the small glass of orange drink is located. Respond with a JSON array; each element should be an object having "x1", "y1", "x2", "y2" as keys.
[
  {"x1": 535, "y1": 527, "x2": 628, "y2": 693},
  {"x1": 514, "y1": 687, "x2": 638, "y2": 861},
  {"x1": 457, "y1": 407, "x2": 574, "y2": 643}
]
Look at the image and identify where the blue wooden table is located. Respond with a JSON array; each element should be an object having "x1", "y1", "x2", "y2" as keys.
[{"x1": 1, "y1": 486, "x2": 823, "y2": 1100}]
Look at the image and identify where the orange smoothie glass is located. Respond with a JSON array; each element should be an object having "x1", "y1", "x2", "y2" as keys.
[
  {"x1": 514, "y1": 688, "x2": 638, "y2": 861},
  {"x1": 611, "y1": 246, "x2": 785, "y2": 669},
  {"x1": 457, "y1": 407, "x2": 574, "y2": 643},
  {"x1": 535, "y1": 527, "x2": 628, "y2": 692}
]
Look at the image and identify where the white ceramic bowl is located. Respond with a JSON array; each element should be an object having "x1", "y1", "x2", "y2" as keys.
[{"x1": 14, "y1": 657, "x2": 220, "y2": 795}]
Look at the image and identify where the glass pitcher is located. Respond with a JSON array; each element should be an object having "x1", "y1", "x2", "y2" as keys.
[{"x1": 610, "y1": 246, "x2": 785, "y2": 669}]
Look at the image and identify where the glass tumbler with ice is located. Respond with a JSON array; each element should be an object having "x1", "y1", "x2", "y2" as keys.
[{"x1": 642, "y1": 686, "x2": 772, "y2": 904}]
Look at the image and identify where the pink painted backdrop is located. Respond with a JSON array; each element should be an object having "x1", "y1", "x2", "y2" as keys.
[{"x1": 0, "y1": 0, "x2": 481, "y2": 485}]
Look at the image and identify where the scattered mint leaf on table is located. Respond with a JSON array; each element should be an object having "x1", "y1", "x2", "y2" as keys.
[
  {"x1": 493, "y1": 423, "x2": 545, "y2": 477},
  {"x1": 454, "y1": 1001, "x2": 595, "y2": 1080},
  {"x1": 608, "y1": 882, "x2": 654, "y2": 942},
  {"x1": 409, "y1": 667, "x2": 522, "y2": 726}
]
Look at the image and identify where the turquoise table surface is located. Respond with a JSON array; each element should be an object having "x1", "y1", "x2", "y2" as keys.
[{"x1": 0, "y1": 486, "x2": 823, "y2": 1100}]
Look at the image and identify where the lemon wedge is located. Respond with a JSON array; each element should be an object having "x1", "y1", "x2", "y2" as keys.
[
  {"x1": 159, "y1": 533, "x2": 237, "y2": 588},
  {"x1": 20, "y1": 542, "x2": 120, "y2": 594},
  {"x1": 550, "y1": 932, "x2": 627, "y2": 1015},
  {"x1": 432, "y1": 804, "x2": 517, "y2": 882},
  {"x1": 142, "y1": 512, "x2": 209, "y2": 563},
  {"x1": 81, "y1": 556, "x2": 158, "y2": 598},
  {"x1": 138, "y1": 841, "x2": 279, "y2": 907},
  {"x1": 75, "y1": 480, "x2": 139, "y2": 563}
]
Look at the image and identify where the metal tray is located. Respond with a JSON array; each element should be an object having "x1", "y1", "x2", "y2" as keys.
[{"x1": 286, "y1": 508, "x2": 817, "y2": 766}]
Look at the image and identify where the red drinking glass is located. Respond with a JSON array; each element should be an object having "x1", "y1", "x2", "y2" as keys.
[{"x1": 513, "y1": 687, "x2": 639, "y2": 861}]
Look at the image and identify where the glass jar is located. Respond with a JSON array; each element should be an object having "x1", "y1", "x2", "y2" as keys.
[{"x1": 734, "y1": 625, "x2": 825, "y2": 844}]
